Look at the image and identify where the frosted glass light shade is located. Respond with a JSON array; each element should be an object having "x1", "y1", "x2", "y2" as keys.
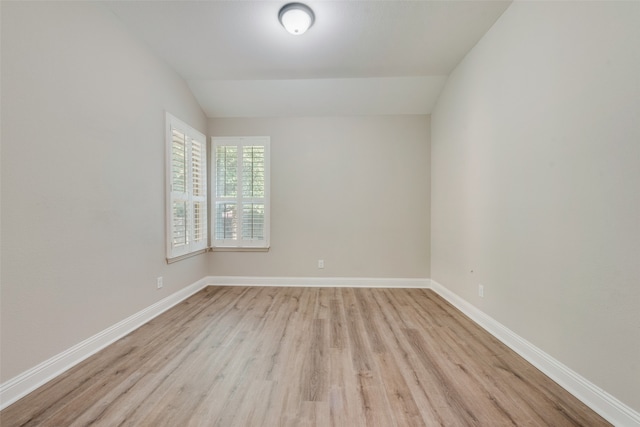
[{"x1": 278, "y1": 3, "x2": 315, "y2": 35}]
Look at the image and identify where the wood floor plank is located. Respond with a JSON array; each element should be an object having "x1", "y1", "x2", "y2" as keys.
[
  {"x1": 314, "y1": 288, "x2": 331, "y2": 320},
  {"x1": 0, "y1": 286, "x2": 610, "y2": 427},
  {"x1": 301, "y1": 319, "x2": 328, "y2": 402},
  {"x1": 373, "y1": 352, "x2": 424, "y2": 427},
  {"x1": 329, "y1": 298, "x2": 346, "y2": 350},
  {"x1": 369, "y1": 289, "x2": 466, "y2": 425},
  {"x1": 353, "y1": 288, "x2": 387, "y2": 354},
  {"x1": 328, "y1": 348, "x2": 365, "y2": 426},
  {"x1": 341, "y1": 288, "x2": 375, "y2": 372}
]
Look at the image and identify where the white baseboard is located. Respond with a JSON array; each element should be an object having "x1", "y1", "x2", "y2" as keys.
[
  {"x1": 0, "y1": 277, "x2": 210, "y2": 411},
  {"x1": 3, "y1": 275, "x2": 637, "y2": 426},
  {"x1": 429, "y1": 279, "x2": 640, "y2": 427},
  {"x1": 206, "y1": 275, "x2": 430, "y2": 288}
]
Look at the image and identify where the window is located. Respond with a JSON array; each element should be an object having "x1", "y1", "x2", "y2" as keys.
[
  {"x1": 212, "y1": 137, "x2": 270, "y2": 249},
  {"x1": 166, "y1": 113, "x2": 208, "y2": 260}
]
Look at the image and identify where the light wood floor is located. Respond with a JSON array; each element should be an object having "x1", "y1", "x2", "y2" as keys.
[{"x1": 1, "y1": 286, "x2": 610, "y2": 426}]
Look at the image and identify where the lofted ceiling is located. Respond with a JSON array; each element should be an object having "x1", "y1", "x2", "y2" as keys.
[{"x1": 101, "y1": 1, "x2": 512, "y2": 117}]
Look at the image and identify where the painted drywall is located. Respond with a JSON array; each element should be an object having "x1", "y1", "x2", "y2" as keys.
[
  {"x1": 431, "y1": 1, "x2": 640, "y2": 411},
  {"x1": 0, "y1": 2, "x2": 208, "y2": 382},
  {"x1": 208, "y1": 116, "x2": 431, "y2": 279}
]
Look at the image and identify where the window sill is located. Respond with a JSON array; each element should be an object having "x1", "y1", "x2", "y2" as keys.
[
  {"x1": 166, "y1": 248, "x2": 208, "y2": 264},
  {"x1": 209, "y1": 247, "x2": 270, "y2": 253}
]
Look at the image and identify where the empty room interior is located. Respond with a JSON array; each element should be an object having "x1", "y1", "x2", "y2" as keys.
[{"x1": 1, "y1": 0, "x2": 639, "y2": 426}]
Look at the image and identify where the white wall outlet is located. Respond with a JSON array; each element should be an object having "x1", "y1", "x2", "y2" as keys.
[
  {"x1": 478, "y1": 284, "x2": 484, "y2": 298},
  {"x1": 157, "y1": 277, "x2": 164, "y2": 289},
  {"x1": 318, "y1": 259, "x2": 324, "y2": 269}
]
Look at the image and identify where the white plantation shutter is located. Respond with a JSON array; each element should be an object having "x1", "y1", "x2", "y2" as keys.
[
  {"x1": 212, "y1": 137, "x2": 270, "y2": 248},
  {"x1": 191, "y1": 138, "x2": 207, "y2": 247},
  {"x1": 167, "y1": 113, "x2": 207, "y2": 260},
  {"x1": 171, "y1": 129, "x2": 188, "y2": 251},
  {"x1": 241, "y1": 145, "x2": 266, "y2": 240}
]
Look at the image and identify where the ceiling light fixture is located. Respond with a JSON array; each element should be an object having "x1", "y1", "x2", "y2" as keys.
[{"x1": 278, "y1": 3, "x2": 315, "y2": 35}]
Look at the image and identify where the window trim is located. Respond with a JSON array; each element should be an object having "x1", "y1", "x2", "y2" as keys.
[
  {"x1": 165, "y1": 113, "x2": 208, "y2": 261},
  {"x1": 211, "y1": 136, "x2": 271, "y2": 249}
]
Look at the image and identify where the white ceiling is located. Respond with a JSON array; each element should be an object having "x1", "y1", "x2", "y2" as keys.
[{"x1": 102, "y1": 1, "x2": 512, "y2": 117}]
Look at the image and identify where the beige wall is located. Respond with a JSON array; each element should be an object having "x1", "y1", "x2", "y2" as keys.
[
  {"x1": 5, "y1": 0, "x2": 636, "y2": 415},
  {"x1": 208, "y1": 116, "x2": 431, "y2": 278},
  {"x1": 431, "y1": 1, "x2": 640, "y2": 411},
  {"x1": 0, "y1": 2, "x2": 209, "y2": 382}
]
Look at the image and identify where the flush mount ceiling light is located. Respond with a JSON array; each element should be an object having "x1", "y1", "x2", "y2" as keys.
[{"x1": 278, "y1": 3, "x2": 315, "y2": 35}]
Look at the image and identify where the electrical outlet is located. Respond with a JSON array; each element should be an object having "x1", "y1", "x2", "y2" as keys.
[
  {"x1": 478, "y1": 284, "x2": 484, "y2": 298},
  {"x1": 157, "y1": 277, "x2": 164, "y2": 289},
  {"x1": 318, "y1": 259, "x2": 324, "y2": 269}
]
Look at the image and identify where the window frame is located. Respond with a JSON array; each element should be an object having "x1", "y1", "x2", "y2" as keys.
[
  {"x1": 165, "y1": 113, "x2": 208, "y2": 261},
  {"x1": 211, "y1": 136, "x2": 271, "y2": 250}
]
